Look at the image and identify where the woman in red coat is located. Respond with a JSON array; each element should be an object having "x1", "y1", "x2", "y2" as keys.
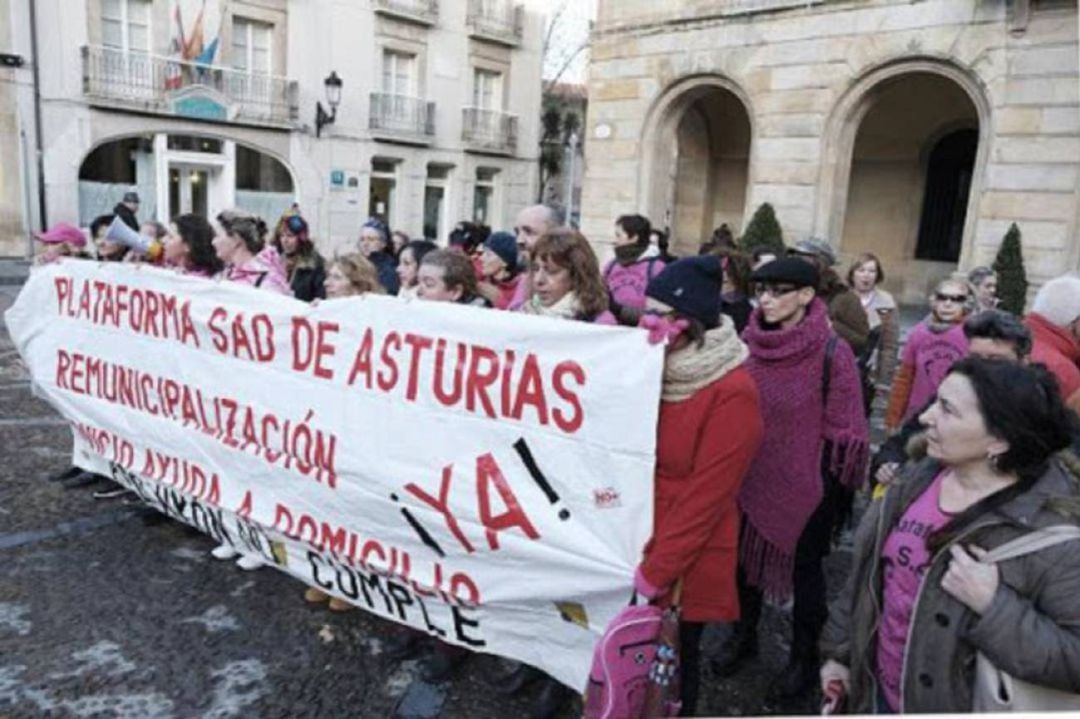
[{"x1": 634, "y1": 255, "x2": 764, "y2": 716}]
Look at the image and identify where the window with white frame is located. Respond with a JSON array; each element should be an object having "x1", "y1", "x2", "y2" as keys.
[
  {"x1": 232, "y1": 18, "x2": 273, "y2": 75},
  {"x1": 370, "y1": 158, "x2": 400, "y2": 227},
  {"x1": 382, "y1": 50, "x2": 416, "y2": 97},
  {"x1": 473, "y1": 167, "x2": 499, "y2": 226},
  {"x1": 102, "y1": 0, "x2": 151, "y2": 54},
  {"x1": 473, "y1": 69, "x2": 503, "y2": 111}
]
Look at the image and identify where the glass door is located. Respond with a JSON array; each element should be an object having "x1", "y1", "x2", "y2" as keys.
[{"x1": 169, "y1": 165, "x2": 213, "y2": 218}]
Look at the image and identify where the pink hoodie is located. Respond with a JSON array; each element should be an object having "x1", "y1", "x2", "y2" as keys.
[{"x1": 222, "y1": 246, "x2": 293, "y2": 296}]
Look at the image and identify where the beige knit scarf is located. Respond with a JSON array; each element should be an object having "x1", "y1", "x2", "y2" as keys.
[
  {"x1": 662, "y1": 317, "x2": 749, "y2": 402},
  {"x1": 522, "y1": 291, "x2": 582, "y2": 320}
]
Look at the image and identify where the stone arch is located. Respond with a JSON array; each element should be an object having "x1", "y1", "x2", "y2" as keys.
[
  {"x1": 815, "y1": 56, "x2": 992, "y2": 301},
  {"x1": 638, "y1": 74, "x2": 755, "y2": 255}
]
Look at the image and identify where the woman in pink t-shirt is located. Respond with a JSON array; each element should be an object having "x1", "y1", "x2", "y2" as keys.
[{"x1": 820, "y1": 358, "x2": 1079, "y2": 713}]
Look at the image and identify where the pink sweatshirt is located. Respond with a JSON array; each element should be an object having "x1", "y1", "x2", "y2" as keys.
[
  {"x1": 603, "y1": 257, "x2": 666, "y2": 310},
  {"x1": 222, "y1": 246, "x2": 293, "y2": 296},
  {"x1": 899, "y1": 321, "x2": 968, "y2": 421}
]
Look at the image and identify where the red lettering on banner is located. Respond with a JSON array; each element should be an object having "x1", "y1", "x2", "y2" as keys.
[
  {"x1": 465, "y1": 346, "x2": 499, "y2": 418},
  {"x1": 510, "y1": 354, "x2": 548, "y2": 425},
  {"x1": 54, "y1": 277, "x2": 72, "y2": 315},
  {"x1": 432, "y1": 338, "x2": 465, "y2": 406},
  {"x1": 292, "y1": 317, "x2": 338, "y2": 380},
  {"x1": 208, "y1": 307, "x2": 228, "y2": 353},
  {"x1": 56, "y1": 349, "x2": 71, "y2": 389},
  {"x1": 346, "y1": 329, "x2": 374, "y2": 388},
  {"x1": 237, "y1": 491, "x2": 253, "y2": 519},
  {"x1": 378, "y1": 332, "x2": 402, "y2": 392},
  {"x1": 551, "y1": 361, "x2": 586, "y2": 433},
  {"x1": 405, "y1": 465, "x2": 476, "y2": 553},
  {"x1": 476, "y1": 453, "x2": 539, "y2": 550},
  {"x1": 402, "y1": 333, "x2": 433, "y2": 401},
  {"x1": 499, "y1": 349, "x2": 516, "y2": 417}
]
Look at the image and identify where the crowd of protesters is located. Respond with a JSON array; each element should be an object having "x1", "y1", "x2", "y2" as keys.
[{"x1": 30, "y1": 192, "x2": 1080, "y2": 716}]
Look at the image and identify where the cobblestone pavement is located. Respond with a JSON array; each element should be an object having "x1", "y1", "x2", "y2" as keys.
[{"x1": 0, "y1": 276, "x2": 865, "y2": 719}]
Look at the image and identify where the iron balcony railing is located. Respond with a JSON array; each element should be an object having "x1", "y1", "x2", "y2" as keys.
[
  {"x1": 369, "y1": 93, "x2": 436, "y2": 140},
  {"x1": 466, "y1": 0, "x2": 523, "y2": 45},
  {"x1": 372, "y1": 0, "x2": 439, "y2": 25},
  {"x1": 82, "y1": 45, "x2": 298, "y2": 126},
  {"x1": 462, "y1": 107, "x2": 517, "y2": 155},
  {"x1": 717, "y1": 0, "x2": 824, "y2": 15}
]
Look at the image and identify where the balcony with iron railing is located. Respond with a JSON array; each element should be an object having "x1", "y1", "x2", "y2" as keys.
[
  {"x1": 462, "y1": 107, "x2": 517, "y2": 155},
  {"x1": 372, "y1": 0, "x2": 439, "y2": 25},
  {"x1": 466, "y1": 0, "x2": 523, "y2": 46},
  {"x1": 82, "y1": 46, "x2": 298, "y2": 127},
  {"x1": 369, "y1": 93, "x2": 436, "y2": 143}
]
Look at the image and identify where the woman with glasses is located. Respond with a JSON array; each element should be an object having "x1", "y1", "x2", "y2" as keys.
[
  {"x1": 885, "y1": 278, "x2": 972, "y2": 433},
  {"x1": 632, "y1": 255, "x2": 764, "y2": 716},
  {"x1": 712, "y1": 257, "x2": 869, "y2": 699},
  {"x1": 273, "y1": 212, "x2": 326, "y2": 303}
]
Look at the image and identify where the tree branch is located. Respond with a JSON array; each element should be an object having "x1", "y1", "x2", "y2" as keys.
[{"x1": 543, "y1": 42, "x2": 588, "y2": 92}]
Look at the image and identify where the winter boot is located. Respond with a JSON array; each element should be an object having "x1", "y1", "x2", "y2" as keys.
[{"x1": 709, "y1": 621, "x2": 758, "y2": 677}]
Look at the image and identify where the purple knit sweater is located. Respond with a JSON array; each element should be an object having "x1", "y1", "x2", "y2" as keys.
[{"x1": 737, "y1": 299, "x2": 869, "y2": 599}]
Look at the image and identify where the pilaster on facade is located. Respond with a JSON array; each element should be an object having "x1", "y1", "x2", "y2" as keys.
[{"x1": 583, "y1": 0, "x2": 1080, "y2": 301}]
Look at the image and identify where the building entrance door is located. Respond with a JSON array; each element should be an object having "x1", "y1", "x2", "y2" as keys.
[{"x1": 169, "y1": 165, "x2": 215, "y2": 218}]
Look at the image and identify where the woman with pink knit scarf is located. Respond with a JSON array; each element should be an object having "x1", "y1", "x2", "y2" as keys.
[{"x1": 711, "y1": 257, "x2": 869, "y2": 700}]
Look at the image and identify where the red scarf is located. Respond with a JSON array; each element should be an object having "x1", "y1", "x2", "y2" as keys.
[{"x1": 737, "y1": 299, "x2": 869, "y2": 598}]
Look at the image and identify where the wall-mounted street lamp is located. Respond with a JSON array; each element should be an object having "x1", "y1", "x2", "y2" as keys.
[{"x1": 315, "y1": 71, "x2": 343, "y2": 138}]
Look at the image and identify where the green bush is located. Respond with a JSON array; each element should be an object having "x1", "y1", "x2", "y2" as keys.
[
  {"x1": 740, "y1": 203, "x2": 785, "y2": 255},
  {"x1": 991, "y1": 223, "x2": 1028, "y2": 315}
]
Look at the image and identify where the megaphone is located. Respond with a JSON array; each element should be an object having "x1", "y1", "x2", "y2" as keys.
[{"x1": 105, "y1": 216, "x2": 153, "y2": 254}]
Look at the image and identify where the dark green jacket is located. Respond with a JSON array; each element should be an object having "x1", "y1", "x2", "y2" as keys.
[{"x1": 820, "y1": 448, "x2": 1080, "y2": 713}]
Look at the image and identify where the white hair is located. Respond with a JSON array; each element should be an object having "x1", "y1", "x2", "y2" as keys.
[{"x1": 1031, "y1": 274, "x2": 1080, "y2": 327}]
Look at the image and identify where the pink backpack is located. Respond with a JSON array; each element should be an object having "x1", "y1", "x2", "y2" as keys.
[{"x1": 583, "y1": 601, "x2": 664, "y2": 719}]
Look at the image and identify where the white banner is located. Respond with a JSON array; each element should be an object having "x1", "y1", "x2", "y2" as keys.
[{"x1": 5, "y1": 261, "x2": 663, "y2": 689}]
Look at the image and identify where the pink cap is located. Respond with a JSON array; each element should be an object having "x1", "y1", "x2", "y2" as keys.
[{"x1": 34, "y1": 222, "x2": 87, "y2": 247}]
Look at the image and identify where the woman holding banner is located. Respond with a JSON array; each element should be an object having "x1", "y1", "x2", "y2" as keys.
[
  {"x1": 631, "y1": 254, "x2": 764, "y2": 716},
  {"x1": 209, "y1": 209, "x2": 291, "y2": 569},
  {"x1": 212, "y1": 209, "x2": 292, "y2": 297},
  {"x1": 518, "y1": 229, "x2": 617, "y2": 326}
]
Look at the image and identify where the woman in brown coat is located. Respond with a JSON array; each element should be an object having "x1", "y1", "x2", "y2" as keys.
[{"x1": 820, "y1": 358, "x2": 1080, "y2": 713}]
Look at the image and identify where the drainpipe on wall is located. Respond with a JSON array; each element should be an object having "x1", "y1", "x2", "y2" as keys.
[{"x1": 28, "y1": 0, "x2": 47, "y2": 231}]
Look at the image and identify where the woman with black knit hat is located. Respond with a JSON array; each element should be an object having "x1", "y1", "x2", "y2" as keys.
[
  {"x1": 273, "y1": 212, "x2": 326, "y2": 303},
  {"x1": 603, "y1": 214, "x2": 666, "y2": 326},
  {"x1": 633, "y1": 255, "x2": 764, "y2": 716},
  {"x1": 713, "y1": 257, "x2": 869, "y2": 700}
]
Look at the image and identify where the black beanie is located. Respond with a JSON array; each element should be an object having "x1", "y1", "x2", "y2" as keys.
[
  {"x1": 645, "y1": 255, "x2": 724, "y2": 329},
  {"x1": 749, "y1": 256, "x2": 819, "y2": 289}
]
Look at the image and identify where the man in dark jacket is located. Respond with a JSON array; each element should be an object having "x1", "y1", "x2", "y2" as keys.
[{"x1": 112, "y1": 191, "x2": 141, "y2": 232}]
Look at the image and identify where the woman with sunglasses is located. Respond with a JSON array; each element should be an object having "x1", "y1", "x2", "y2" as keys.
[
  {"x1": 712, "y1": 257, "x2": 868, "y2": 699},
  {"x1": 885, "y1": 278, "x2": 972, "y2": 432},
  {"x1": 273, "y1": 212, "x2": 326, "y2": 303}
]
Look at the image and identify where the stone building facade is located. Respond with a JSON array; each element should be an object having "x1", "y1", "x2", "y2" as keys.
[
  {"x1": 1, "y1": 0, "x2": 542, "y2": 259},
  {"x1": 581, "y1": 0, "x2": 1080, "y2": 302}
]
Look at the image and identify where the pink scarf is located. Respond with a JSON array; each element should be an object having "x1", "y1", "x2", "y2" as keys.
[{"x1": 738, "y1": 299, "x2": 869, "y2": 598}]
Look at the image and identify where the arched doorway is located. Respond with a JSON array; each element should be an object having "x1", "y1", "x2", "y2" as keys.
[
  {"x1": 78, "y1": 134, "x2": 295, "y2": 226},
  {"x1": 640, "y1": 77, "x2": 753, "y2": 256},
  {"x1": 828, "y1": 67, "x2": 986, "y2": 302}
]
